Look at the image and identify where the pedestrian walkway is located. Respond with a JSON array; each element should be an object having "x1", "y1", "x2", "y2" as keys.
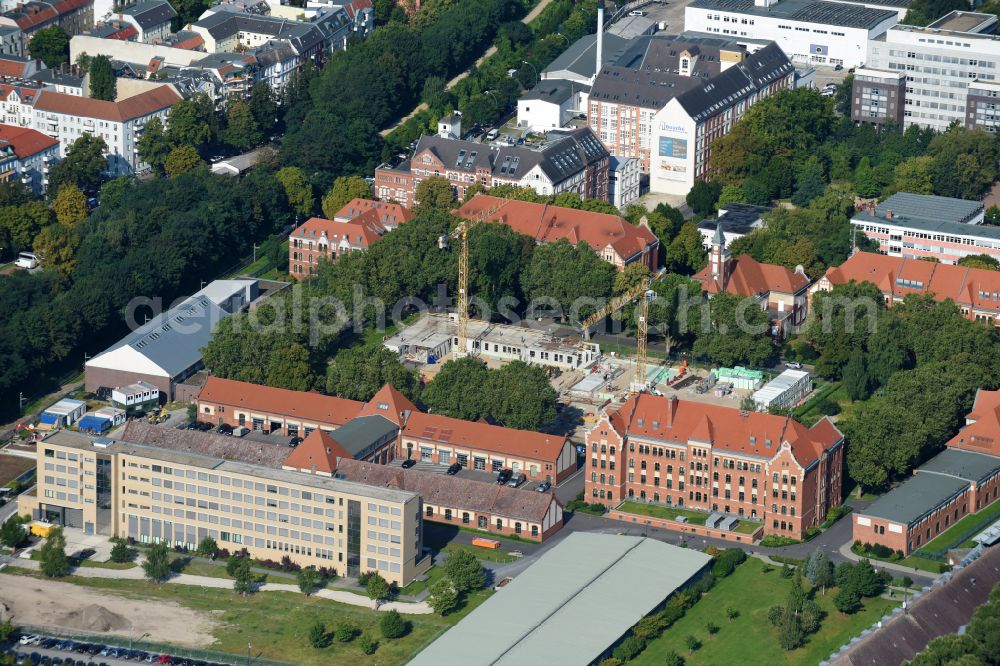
[
  {"x1": 838, "y1": 540, "x2": 937, "y2": 580},
  {"x1": 9, "y1": 558, "x2": 434, "y2": 614}
]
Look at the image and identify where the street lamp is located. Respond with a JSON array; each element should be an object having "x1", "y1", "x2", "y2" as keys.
[{"x1": 520, "y1": 60, "x2": 538, "y2": 86}]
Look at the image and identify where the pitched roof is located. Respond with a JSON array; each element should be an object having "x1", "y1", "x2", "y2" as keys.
[
  {"x1": 0, "y1": 55, "x2": 38, "y2": 78},
  {"x1": 947, "y1": 388, "x2": 1000, "y2": 456},
  {"x1": 33, "y1": 85, "x2": 180, "y2": 122},
  {"x1": 695, "y1": 253, "x2": 810, "y2": 296},
  {"x1": 0, "y1": 124, "x2": 57, "y2": 159},
  {"x1": 334, "y1": 458, "x2": 559, "y2": 523},
  {"x1": 333, "y1": 198, "x2": 414, "y2": 227},
  {"x1": 197, "y1": 377, "x2": 364, "y2": 426},
  {"x1": 118, "y1": 420, "x2": 291, "y2": 468},
  {"x1": 290, "y1": 215, "x2": 386, "y2": 249},
  {"x1": 402, "y1": 410, "x2": 570, "y2": 464},
  {"x1": 282, "y1": 429, "x2": 349, "y2": 474},
  {"x1": 605, "y1": 393, "x2": 842, "y2": 466},
  {"x1": 821, "y1": 251, "x2": 1000, "y2": 315},
  {"x1": 542, "y1": 32, "x2": 629, "y2": 79},
  {"x1": 122, "y1": 0, "x2": 177, "y2": 29},
  {"x1": 356, "y1": 384, "x2": 418, "y2": 426},
  {"x1": 454, "y1": 194, "x2": 659, "y2": 263}
]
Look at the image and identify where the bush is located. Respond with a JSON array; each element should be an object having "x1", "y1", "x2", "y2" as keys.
[
  {"x1": 780, "y1": 564, "x2": 794, "y2": 578},
  {"x1": 711, "y1": 549, "x2": 746, "y2": 578},
  {"x1": 767, "y1": 605, "x2": 784, "y2": 626},
  {"x1": 109, "y1": 540, "x2": 133, "y2": 564},
  {"x1": 379, "y1": 609, "x2": 409, "y2": 639},
  {"x1": 706, "y1": 621, "x2": 719, "y2": 635},
  {"x1": 663, "y1": 650, "x2": 685, "y2": 666},
  {"x1": 684, "y1": 635, "x2": 701, "y2": 654},
  {"x1": 726, "y1": 607, "x2": 739, "y2": 622},
  {"x1": 358, "y1": 635, "x2": 378, "y2": 655},
  {"x1": 611, "y1": 636, "x2": 646, "y2": 661},
  {"x1": 307, "y1": 621, "x2": 329, "y2": 648},
  {"x1": 760, "y1": 535, "x2": 801, "y2": 547},
  {"x1": 816, "y1": 398, "x2": 841, "y2": 416},
  {"x1": 334, "y1": 622, "x2": 357, "y2": 643}
]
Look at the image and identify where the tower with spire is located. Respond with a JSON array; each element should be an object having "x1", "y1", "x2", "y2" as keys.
[{"x1": 709, "y1": 224, "x2": 732, "y2": 289}]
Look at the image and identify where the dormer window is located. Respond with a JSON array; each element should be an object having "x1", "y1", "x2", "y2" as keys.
[{"x1": 377, "y1": 402, "x2": 389, "y2": 410}]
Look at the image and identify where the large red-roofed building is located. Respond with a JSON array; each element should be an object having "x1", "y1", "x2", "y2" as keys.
[
  {"x1": 0, "y1": 123, "x2": 57, "y2": 193},
  {"x1": 586, "y1": 393, "x2": 844, "y2": 540},
  {"x1": 454, "y1": 194, "x2": 659, "y2": 271}
]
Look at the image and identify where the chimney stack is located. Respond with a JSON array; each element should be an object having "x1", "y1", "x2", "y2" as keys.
[{"x1": 594, "y1": 3, "x2": 604, "y2": 83}]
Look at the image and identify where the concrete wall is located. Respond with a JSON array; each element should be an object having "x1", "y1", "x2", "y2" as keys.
[{"x1": 607, "y1": 508, "x2": 762, "y2": 545}]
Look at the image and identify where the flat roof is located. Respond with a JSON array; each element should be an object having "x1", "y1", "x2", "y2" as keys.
[
  {"x1": 919, "y1": 448, "x2": 1000, "y2": 486},
  {"x1": 690, "y1": 0, "x2": 898, "y2": 29},
  {"x1": 43, "y1": 398, "x2": 86, "y2": 415},
  {"x1": 752, "y1": 369, "x2": 810, "y2": 403},
  {"x1": 876, "y1": 192, "x2": 983, "y2": 225},
  {"x1": 853, "y1": 211, "x2": 1000, "y2": 241},
  {"x1": 926, "y1": 10, "x2": 997, "y2": 33},
  {"x1": 409, "y1": 533, "x2": 711, "y2": 666},
  {"x1": 860, "y1": 472, "x2": 970, "y2": 525},
  {"x1": 385, "y1": 313, "x2": 594, "y2": 356}
]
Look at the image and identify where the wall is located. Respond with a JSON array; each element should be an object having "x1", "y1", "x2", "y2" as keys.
[
  {"x1": 607, "y1": 507, "x2": 763, "y2": 544},
  {"x1": 85, "y1": 366, "x2": 171, "y2": 401}
]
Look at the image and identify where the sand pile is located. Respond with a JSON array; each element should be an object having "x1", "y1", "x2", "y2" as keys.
[{"x1": 56, "y1": 604, "x2": 130, "y2": 632}]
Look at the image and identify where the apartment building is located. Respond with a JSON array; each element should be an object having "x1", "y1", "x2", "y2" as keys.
[
  {"x1": 23, "y1": 427, "x2": 429, "y2": 584},
  {"x1": 0, "y1": 0, "x2": 94, "y2": 54},
  {"x1": 685, "y1": 0, "x2": 897, "y2": 69},
  {"x1": 857, "y1": 12, "x2": 1000, "y2": 131},
  {"x1": 586, "y1": 393, "x2": 845, "y2": 540},
  {"x1": 852, "y1": 388, "x2": 1000, "y2": 555},
  {"x1": 0, "y1": 122, "x2": 57, "y2": 193},
  {"x1": 693, "y1": 226, "x2": 811, "y2": 337},
  {"x1": 374, "y1": 127, "x2": 610, "y2": 206},
  {"x1": 30, "y1": 84, "x2": 180, "y2": 175},
  {"x1": 811, "y1": 251, "x2": 1000, "y2": 326},
  {"x1": 119, "y1": 0, "x2": 176, "y2": 43},
  {"x1": 850, "y1": 192, "x2": 994, "y2": 264},
  {"x1": 454, "y1": 194, "x2": 659, "y2": 271}
]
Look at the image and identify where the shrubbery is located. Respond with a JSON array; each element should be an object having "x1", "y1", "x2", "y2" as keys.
[{"x1": 710, "y1": 549, "x2": 747, "y2": 578}]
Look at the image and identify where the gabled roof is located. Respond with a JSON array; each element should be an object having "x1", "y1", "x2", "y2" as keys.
[
  {"x1": 356, "y1": 384, "x2": 417, "y2": 426},
  {"x1": 402, "y1": 410, "x2": 570, "y2": 463},
  {"x1": 694, "y1": 253, "x2": 810, "y2": 296},
  {"x1": 290, "y1": 215, "x2": 386, "y2": 249},
  {"x1": 947, "y1": 388, "x2": 1000, "y2": 457},
  {"x1": 0, "y1": 55, "x2": 38, "y2": 78},
  {"x1": 604, "y1": 393, "x2": 842, "y2": 465},
  {"x1": 122, "y1": 0, "x2": 177, "y2": 29},
  {"x1": 33, "y1": 85, "x2": 180, "y2": 122},
  {"x1": 454, "y1": 194, "x2": 659, "y2": 263},
  {"x1": 333, "y1": 198, "x2": 413, "y2": 227},
  {"x1": 0, "y1": 124, "x2": 57, "y2": 159},
  {"x1": 197, "y1": 377, "x2": 364, "y2": 426},
  {"x1": 542, "y1": 32, "x2": 629, "y2": 79},
  {"x1": 334, "y1": 458, "x2": 559, "y2": 523},
  {"x1": 282, "y1": 429, "x2": 348, "y2": 474}
]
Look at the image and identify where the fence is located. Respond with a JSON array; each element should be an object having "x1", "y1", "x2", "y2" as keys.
[
  {"x1": 15, "y1": 624, "x2": 296, "y2": 666},
  {"x1": 911, "y1": 509, "x2": 1000, "y2": 561}
]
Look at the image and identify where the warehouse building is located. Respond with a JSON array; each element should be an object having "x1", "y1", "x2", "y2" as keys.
[
  {"x1": 38, "y1": 398, "x2": 87, "y2": 430},
  {"x1": 752, "y1": 369, "x2": 813, "y2": 411},
  {"x1": 409, "y1": 533, "x2": 712, "y2": 665}
]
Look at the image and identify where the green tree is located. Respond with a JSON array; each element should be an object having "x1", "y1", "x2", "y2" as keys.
[
  {"x1": 47, "y1": 135, "x2": 108, "y2": 194},
  {"x1": 663, "y1": 651, "x2": 686, "y2": 666},
  {"x1": 334, "y1": 622, "x2": 356, "y2": 642},
  {"x1": 379, "y1": 609, "x2": 409, "y2": 639},
  {"x1": 927, "y1": 126, "x2": 997, "y2": 199},
  {"x1": 832, "y1": 585, "x2": 861, "y2": 614},
  {"x1": 166, "y1": 94, "x2": 216, "y2": 151},
  {"x1": 276, "y1": 166, "x2": 314, "y2": 218},
  {"x1": 142, "y1": 542, "x2": 171, "y2": 582},
  {"x1": 428, "y1": 578, "x2": 460, "y2": 615},
  {"x1": 88, "y1": 54, "x2": 116, "y2": 101},
  {"x1": 957, "y1": 253, "x2": 1000, "y2": 271},
  {"x1": 414, "y1": 175, "x2": 456, "y2": 214},
  {"x1": 444, "y1": 549, "x2": 486, "y2": 593},
  {"x1": 684, "y1": 635, "x2": 701, "y2": 654},
  {"x1": 725, "y1": 607, "x2": 739, "y2": 622},
  {"x1": 835, "y1": 74, "x2": 853, "y2": 116},
  {"x1": 843, "y1": 347, "x2": 870, "y2": 401},
  {"x1": 366, "y1": 572, "x2": 391, "y2": 601},
  {"x1": 801, "y1": 599, "x2": 824, "y2": 634},
  {"x1": 664, "y1": 223, "x2": 708, "y2": 275},
  {"x1": 792, "y1": 158, "x2": 826, "y2": 207},
  {"x1": 307, "y1": 621, "x2": 330, "y2": 648},
  {"x1": 614, "y1": 262, "x2": 652, "y2": 294},
  {"x1": 28, "y1": 26, "x2": 69, "y2": 67},
  {"x1": 297, "y1": 565, "x2": 321, "y2": 595},
  {"x1": 35, "y1": 535, "x2": 70, "y2": 579},
  {"x1": 247, "y1": 82, "x2": 278, "y2": 135},
  {"x1": 231, "y1": 555, "x2": 256, "y2": 596},
  {"x1": 33, "y1": 224, "x2": 80, "y2": 282},
  {"x1": 52, "y1": 184, "x2": 88, "y2": 228},
  {"x1": 223, "y1": 101, "x2": 263, "y2": 152},
  {"x1": 692, "y1": 293, "x2": 773, "y2": 367},
  {"x1": 889, "y1": 156, "x2": 934, "y2": 195},
  {"x1": 716, "y1": 183, "x2": 746, "y2": 208},
  {"x1": 196, "y1": 536, "x2": 218, "y2": 558},
  {"x1": 359, "y1": 635, "x2": 378, "y2": 655},
  {"x1": 484, "y1": 360, "x2": 558, "y2": 430},
  {"x1": 264, "y1": 342, "x2": 314, "y2": 391},
  {"x1": 686, "y1": 180, "x2": 721, "y2": 216},
  {"x1": 0, "y1": 514, "x2": 27, "y2": 548},
  {"x1": 905, "y1": 0, "x2": 968, "y2": 24},
  {"x1": 321, "y1": 175, "x2": 371, "y2": 218},
  {"x1": 778, "y1": 610, "x2": 804, "y2": 650},
  {"x1": 137, "y1": 117, "x2": 172, "y2": 174},
  {"x1": 853, "y1": 157, "x2": 881, "y2": 198},
  {"x1": 326, "y1": 345, "x2": 420, "y2": 402},
  {"x1": 421, "y1": 356, "x2": 490, "y2": 421},
  {"x1": 521, "y1": 239, "x2": 616, "y2": 321},
  {"x1": 164, "y1": 145, "x2": 205, "y2": 178},
  {"x1": 109, "y1": 539, "x2": 132, "y2": 564}
]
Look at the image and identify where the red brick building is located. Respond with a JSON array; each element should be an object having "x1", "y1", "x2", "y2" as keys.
[
  {"x1": 852, "y1": 389, "x2": 1000, "y2": 555},
  {"x1": 454, "y1": 194, "x2": 659, "y2": 272},
  {"x1": 586, "y1": 393, "x2": 845, "y2": 540}
]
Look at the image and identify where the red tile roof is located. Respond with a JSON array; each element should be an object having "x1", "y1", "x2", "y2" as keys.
[
  {"x1": 290, "y1": 215, "x2": 385, "y2": 249},
  {"x1": 282, "y1": 429, "x2": 350, "y2": 474},
  {"x1": 0, "y1": 123, "x2": 57, "y2": 159},
  {"x1": 198, "y1": 377, "x2": 364, "y2": 427},
  {"x1": 402, "y1": 410, "x2": 570, "y2": 463},
  {"x1": 606, "y1": 393, "x2": 842, "y2": 466},
  {"x1": 820, "y1": 252, "x2": 1000, "y2": 314},
  {"x1": 356, "y1": 384, "x2": 417, "y2": 426},
  {"x1": 947, "y1": 388, "x2": 1000, "y2": 457},
  {"x1": 0, "y1": 57, "x2": 36, "y2": 78},
  {"x1": 33, "y1": 85, "x2": 180, "y2": 123},
  {"x1": 334, "y1": 198, "x2": 413, "y2": 228},
  {"x1": 453, "y1": 194, "x2": 659, "y2": 265},
  {"x1": 0, "y1": 83, "x2": 40, "y2": 104},
  {"x1": 695, "y1": 254, "x2": 810, "y2": 296},
  {"x1": 340, "y1": 0, "x2": 372, "y2": 19}
]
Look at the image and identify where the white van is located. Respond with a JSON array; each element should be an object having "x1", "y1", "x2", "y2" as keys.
[
  {"x1": 486, "y1": 128, "x2": 499, "y2": 141},
  {"x1": 15, "y1": 251, "x2": 38, "y2": 269},
  {"x1": 629, "y1": 10, "x2": 646, "y2": 16}
]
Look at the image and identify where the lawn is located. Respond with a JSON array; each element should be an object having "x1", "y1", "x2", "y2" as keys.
[
  {"x1": 4, "y1": 566, "x2": 491, "y2": 666},
  {"x1": 443, "y1": 543, "x2": 517, "y2": 564},
  {"x1": 635, "y1": 558, "x2": 899, "y2": 666},
  {"x1": 920, "y1": 499, "x2": 1000, "y2": 555},
  {"x1": 397, "y1": 563, "x2": 446, "y2": 597},
  {"x1": 77, "y1": 559, "x2": 137, "y2": 570},
  {"x1": 620, "y1": 501, "x2": 708, "y2": 525}
]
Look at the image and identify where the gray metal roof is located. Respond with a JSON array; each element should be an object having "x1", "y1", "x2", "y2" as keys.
[
  {"x1": 861, "y1": 472, "x2": 970, "y2": 526},
  {"x1": 690, "y1": 0, "x2": 898, "y2": 29},
  {"x1": 542, "y1": 32, "x2": 630, "y2": 79},
  {"x1": 329, "y1": 415, "x2": 398, "y2": 456},
  {"x1": 876, "y1": 192, "x2": 984, "y2": 225},
  {"x1": 853, "y1": 211, "x2": 1000, "y2": 242},
  {"x1": 193, "y1": 12, "x2": 324, "y2": 54},
  {"x1": 123, "y1": 0, "x2": 177, "y2": 29},
  {"x1": 521, "y1": 78, "x2": 588, "y2": 105},
  {"x1": 698, "y1": 203, "x2": 771, "y2": 234},
  {"x1": 409, "y1": 533, "x2": 712, "y2": 666},
  {"x1": 918, "y1": 448, "x2": 1000, "y2": 485}
]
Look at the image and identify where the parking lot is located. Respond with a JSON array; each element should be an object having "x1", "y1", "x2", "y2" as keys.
[{"x1": 8, "y1": 635, "x2": 236, "y2": 666}]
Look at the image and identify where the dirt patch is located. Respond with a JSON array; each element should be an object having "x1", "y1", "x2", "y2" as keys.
[
  {"x1": 0, "y1": 573, "x2": 219, "y2": 646},
  {"x1": 0, "y1": 454, "x2": 35, "y2": 486}
]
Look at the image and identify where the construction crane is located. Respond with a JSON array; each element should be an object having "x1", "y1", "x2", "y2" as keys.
[{"x1": 633, "y1": 288, "x2": 657, "y2": 393}]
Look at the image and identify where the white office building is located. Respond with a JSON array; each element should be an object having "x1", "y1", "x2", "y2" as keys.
[{"x1": 685, "y1": 0, "x2": 898, "y2": 69}]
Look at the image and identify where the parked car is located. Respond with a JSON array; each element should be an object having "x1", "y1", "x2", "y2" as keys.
[
  {"x1": 447, "y1": 462, "x2": 462, "y2": 475},
  {"x1": 507, "y1": 473, "x2": 525, "y2": 488},
  {"x1": 195, "y1": 422, "x2": 213, "y2": 432},
  {"x1": 14, "y1": 252, "x2": 38, "y2": 269},
  {"x1": 19, "y1": 635, "x2": 38, "y2": 646},
  {"x1": 786, "y1": 361, "x2": 802, "y2": 369},
  {"x1": 834, "y1": 63, "x2": 843, "y2": 71},
  {"x1": 216, "y1": 423, "x2": 234, "y2": 435},
  {"x1": 536, "y1": 481, "x2": 551, "y2": 492},
  {"x1": 629, "y1": 9, "x2": 646, "y2": 15},
  {"x1": 401, "y1": 459, "x2": 416, "y2": 469},
  {"x1": 156, "y1": 655, "x2": 172, "y2": 664},
  {"x1": 496, "y1": 469, "x2": 512, "y2": 485}
]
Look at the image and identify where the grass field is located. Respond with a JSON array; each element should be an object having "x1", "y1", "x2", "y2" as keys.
[
  {"x1": 443, "y1": 543, "x2": 517, "y2": 563},
  {"x1": 0, "y1": 455, "x2": 35, "y2": 486},
  {"x1": 620, "y1": 501, "x2": 709, "y2": 525},
  {"x1": 5, "y1": 567, "x2": 490, "y2": 666},
  {"x1": 920, "y1": 499, "x2": 1000, "y2": 555},
  {"x1": 635, "y1": 558, "x2": 899, "y2": 666},
  {"x1": 397, "y1": 564, "x2": 446, "y2": 597}
]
